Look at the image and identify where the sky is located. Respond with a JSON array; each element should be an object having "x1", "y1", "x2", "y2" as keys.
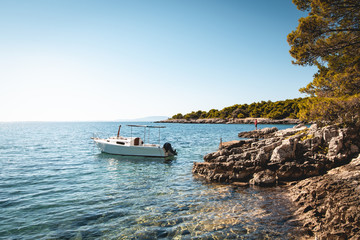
[{"x1": 0, "y1": 0, "x2": 316, "y2": 121}]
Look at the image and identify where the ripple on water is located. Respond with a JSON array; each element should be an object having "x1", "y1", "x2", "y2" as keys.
[{"x1": 0, "y1": 122, "x2": 304, "y2": 239}]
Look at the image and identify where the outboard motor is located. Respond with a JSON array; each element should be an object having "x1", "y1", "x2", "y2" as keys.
[{"x1": 163, "y1": 142, "x2": 177, "y2": 156}]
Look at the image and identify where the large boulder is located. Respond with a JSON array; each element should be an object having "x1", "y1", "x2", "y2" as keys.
[
  {"x1": 270, "y1": 138, "x2": 298, "y2": 164},
  {"x1": 327, "y1": 131, "x2": 344, "y2": 160},
  {"x1": 322, "y1": 125, "x2": 339, "y2": 143}
]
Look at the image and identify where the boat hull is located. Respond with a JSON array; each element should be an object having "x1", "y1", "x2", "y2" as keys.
[{"x1": 94, "y1": 139, "x2": 166, "y2": 157}]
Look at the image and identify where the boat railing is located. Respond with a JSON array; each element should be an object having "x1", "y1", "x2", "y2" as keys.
[
  {"x1": 92, "y1": 132, "x2": 100, "y2": 139},
  {"x1": 92, "y1": 132, "x2": 112, "y2": 140}
]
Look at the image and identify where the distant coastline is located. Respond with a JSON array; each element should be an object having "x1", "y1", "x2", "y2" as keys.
[
  {"x1": 156, "y1": 117, "x2": 302, "y2": 125},
  {"x1": 116, "y1": 116, "x2": 169, "y2": 122}
]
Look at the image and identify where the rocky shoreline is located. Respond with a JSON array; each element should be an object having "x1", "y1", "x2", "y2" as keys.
[
  {"x1": 157, "y1": 117, "x2": 302, "y2": 124},
  {"x1": 289, "y1": 155, "x2": 360, "y2": 239},
  {"x1": 193, "y1": 124, "x2": 360, "y2": 238}
]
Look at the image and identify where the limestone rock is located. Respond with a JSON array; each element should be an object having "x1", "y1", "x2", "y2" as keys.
[
  {"x1": 277, "y1": 163, "x2": 303, "y2": 180},
  {"x1": 274, "y1": 126, "x2": 307, "y2": 138},
  {"x1": 193, "y1": 124, "x2": 360, "y2": 238},
  {"x1": 254, "y1": 148, "x2": 270, "y2": 166},
  {"x1": 219, "y1": 139, "x2": 255, "y2": 150},
  {"x1": 289, "y1": 154, "x2": 360, "y2": 239},
  {"x1": 322, "y1": 125, "x2": 339, "y2": 143},
  {"x1": 194, "y1": 124, "x2": 360, "y2": 186},
  {"x1": 250, "y1": 169, "x2": 276, "y2": 186},
  {"x1": 270, "y1": 138, "x2": 297, "y2": 163},
  {"x1": 238, "y1": 127, "x2": 278, "y2": 139},
  {"x1": 327, "y1": 134, "x2": 343, "y2": 160}
]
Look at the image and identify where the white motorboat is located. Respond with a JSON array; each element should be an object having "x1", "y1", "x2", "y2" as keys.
[{"x1": 92, "y1": 125, "x2": 177, "y2": 158}]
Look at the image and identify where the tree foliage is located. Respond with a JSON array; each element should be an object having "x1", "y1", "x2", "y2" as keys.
[
  {"x1": 171, "y1": 98, "x2": 305, "y2": 120},
  {"x1": 298, "y1": 94, "x2": 360, "y2": 127},
  {"x1": 288, "y1": 0, "x2": 360, "y2": 125}
]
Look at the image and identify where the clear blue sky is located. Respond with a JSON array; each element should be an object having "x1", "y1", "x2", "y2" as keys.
[{"x1": 0, "y1": 0, "x2": 316, "y2": 121}]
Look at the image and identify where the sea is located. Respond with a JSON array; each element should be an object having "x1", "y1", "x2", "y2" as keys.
[{"x1": 0, "y1": 122, "x2": 303, "y2": 239}]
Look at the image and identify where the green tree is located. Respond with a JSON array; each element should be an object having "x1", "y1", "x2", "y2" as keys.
[
  {"x1": 206, "y1": 109, "x2": 220, "y2": 118},
  {"x1": 183, "y1": 110, "x2": 207, "y2": 120},
  {"x1": 267, "y1": 110, "x2": 283, "y2": 119},
  {"x1": 171, "y1": 113, "x2": 183, "y2": 119},
  {"x1": 288, "y1": 0, "x2": 360, "y2": 125}
]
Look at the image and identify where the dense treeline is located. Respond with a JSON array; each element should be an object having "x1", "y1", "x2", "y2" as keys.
[{"x1": 171, "y1": 98, "x2": 305, "y2": 120}]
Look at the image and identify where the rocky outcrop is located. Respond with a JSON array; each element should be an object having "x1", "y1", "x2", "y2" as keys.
[
  {"x1": 193, "y1": 124, "x2": 360, "y2": 186},
  {"x1": 157, "y1": 117, "x2": 302, "y2": 124},
  {"x1": 193, "y1": 124, "x2": 360, "y2": 238},
  {"x1": 288, "y1": 154, "x2": 360, "y2": 239},
  {"x1": 238, "y1": 127, "x2": 278, "y2": 139}
]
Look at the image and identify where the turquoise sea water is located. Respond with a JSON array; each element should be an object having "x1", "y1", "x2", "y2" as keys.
[{"x1": 0, "y1": 122, "x2": 302, "y2": 239}]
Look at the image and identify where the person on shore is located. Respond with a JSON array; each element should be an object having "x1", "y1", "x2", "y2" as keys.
[{"x1": 255, "y1": 119, "x2": 258, "y2": 130}]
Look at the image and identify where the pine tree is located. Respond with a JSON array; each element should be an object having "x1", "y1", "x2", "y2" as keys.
[{"x1": 288, "y1": 0, "x2": 360, "y2": 126}]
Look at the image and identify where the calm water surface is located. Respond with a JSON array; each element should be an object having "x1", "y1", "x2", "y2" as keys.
[{"x1": 0, "y1": 122, "x2": 302, "y2": 239}]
